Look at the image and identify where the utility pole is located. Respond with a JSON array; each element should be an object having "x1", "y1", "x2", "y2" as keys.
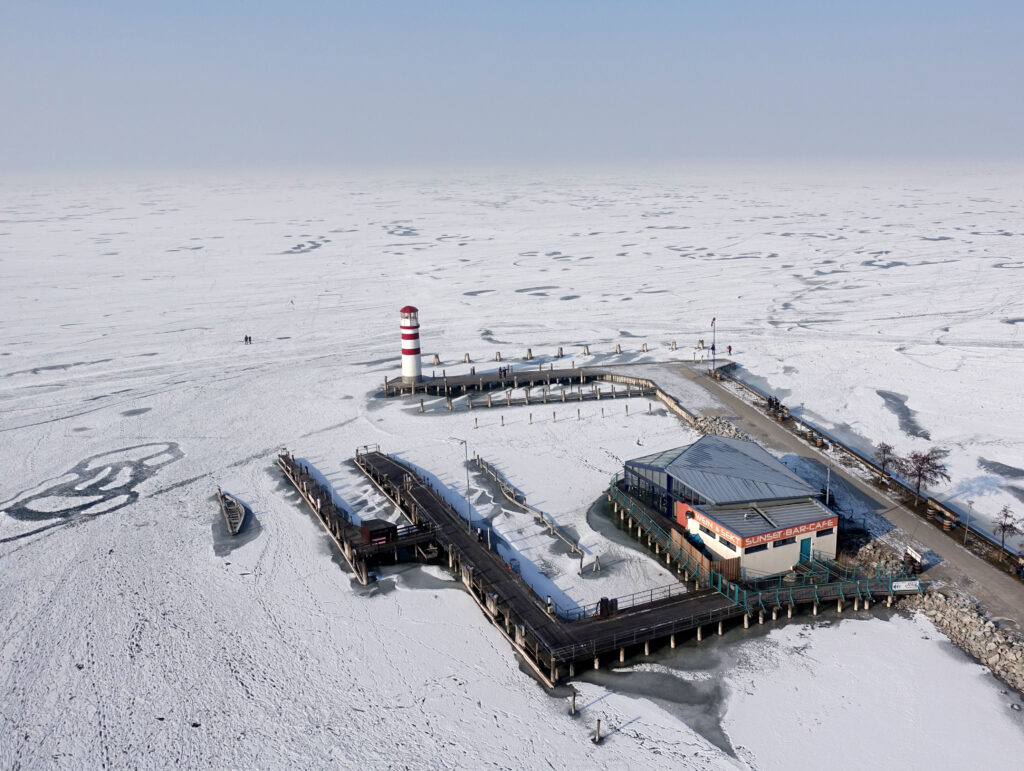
[
  {"x1": 711, "y1": 316, "x2": 716, "y2": 373},
  {"x1": 449, "y1": 436, "x2": 471, "y2": 533},
  {"x1": 965, "y1": 499, "x2": 974, "y2": 545},
  {"x1": 825, "y1": 447, "x2": 833, "y2": 508}
]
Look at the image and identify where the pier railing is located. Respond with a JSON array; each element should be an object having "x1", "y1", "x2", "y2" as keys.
[
  {"x1": 607, "y1": 479, "x2": 925, "y2": 618},
  {"x1": 474, "y1": 453, "x2": 582, "y2": 556},
  {"x1": 718, "y1": 363, "x2": 1020, "y2": 563}
]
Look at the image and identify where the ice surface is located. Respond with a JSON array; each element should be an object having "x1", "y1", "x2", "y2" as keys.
[{"x1": 2, "y1": 167, "x2": 1023, "y2": 768}]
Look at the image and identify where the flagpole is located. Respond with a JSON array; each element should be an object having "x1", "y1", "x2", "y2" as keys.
[{"x1": 711, "y1": 317, "x2": 716, "y2": 373}]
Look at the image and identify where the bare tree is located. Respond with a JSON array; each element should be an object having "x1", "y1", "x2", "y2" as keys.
[
  {"x1": 894, "y1": 447, "x2": 951, "y2": 507},
  {"x1": 875, "y1": 442, "x2": 897, "y2": 481},
  {"x1": 994, "y1": 504, "x2": 1021, "y2": 563}
]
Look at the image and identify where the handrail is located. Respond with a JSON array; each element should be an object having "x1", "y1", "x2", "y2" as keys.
[
  {"x1": 475, "y1": 454, "x2": 582, "y2": 555},
  {"x1": 718, "y1": 363, "x2": 1020, "y2": 562},
  {"x1": 610, "y1": 477, "x2": 929, "y2": 618}
]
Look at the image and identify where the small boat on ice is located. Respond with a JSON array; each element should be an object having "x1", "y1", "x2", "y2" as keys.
[{"x1": 216, "y1": 487, "x2": 246, "y2": 536}]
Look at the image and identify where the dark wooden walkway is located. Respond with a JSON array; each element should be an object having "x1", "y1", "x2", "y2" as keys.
[
  {"x1": 384, "y1": 365, "x2": 591, "y2": 396},
  {"x1": 355, "y1": 449, "x2": 746, "y2": 685},
  {"x1": 277, "y1": 453, "x2": 437, "y2": 585}
]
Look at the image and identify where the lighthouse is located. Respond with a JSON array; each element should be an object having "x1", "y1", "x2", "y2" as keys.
[{"x1": 400, "y1": 305, "x2": 422, "y2": 383}]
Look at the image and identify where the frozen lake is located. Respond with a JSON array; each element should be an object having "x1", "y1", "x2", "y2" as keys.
[{"x1": 2, "y1": 167, "x2": 1023, "y2": 768}]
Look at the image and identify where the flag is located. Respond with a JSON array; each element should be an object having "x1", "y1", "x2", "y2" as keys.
[{"x1": 711, "y1": 317, "x2": 716, "y2": 327}]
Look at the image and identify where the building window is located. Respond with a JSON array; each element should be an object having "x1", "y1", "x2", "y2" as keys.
[
  {"x1": 699, "y1": 525, "x2": 715, "y2": 538},
  {"x1": 744, "y1": 544, "x2": 768, "y2": 555},
  {"x1": 816, "y1": 528, "x2": 834, "y2": 537},
  {"x1": 773, "y1": 536, "x2": 796, "y2": 548},
  {"x1": 719, "y1": 538, "x2": 737, "y2": 551}
]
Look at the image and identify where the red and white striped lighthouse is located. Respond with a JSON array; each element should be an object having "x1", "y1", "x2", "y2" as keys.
[{"x1": 400, "y1": 305, "x2": 422, "y2": 382}]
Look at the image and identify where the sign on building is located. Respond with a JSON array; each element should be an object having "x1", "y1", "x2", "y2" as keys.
[{"x1": 892, "y1": 580, "x2": 920, "y2": 592}]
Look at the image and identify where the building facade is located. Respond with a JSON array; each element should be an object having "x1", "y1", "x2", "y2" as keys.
[{"x1": 624, "y1": 435, "x2": 837, "y2": 577}]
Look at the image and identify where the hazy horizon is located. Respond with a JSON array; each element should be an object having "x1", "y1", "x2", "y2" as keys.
[{"x1": 3, "y1": 1, "x2": 1023, "y2": 173}]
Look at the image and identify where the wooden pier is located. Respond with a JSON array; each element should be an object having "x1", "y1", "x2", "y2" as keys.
[
  {"x1": 277, "y1": 452, "x2": 437, "y2": 585},
  {"x1": 353, "y1": 448, "x2": 928, "y2": 687},
  {"x1": 355, "y1": 448, "x2": 761, "y2": 685},
  {"x1": 384, "y1": 366, "x2": 655, "y2": 406}
]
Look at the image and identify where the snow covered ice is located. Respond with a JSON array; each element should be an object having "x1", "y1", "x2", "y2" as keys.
[{"x1": 2, "y1": 167, "x2": 1024, "y2": 768}]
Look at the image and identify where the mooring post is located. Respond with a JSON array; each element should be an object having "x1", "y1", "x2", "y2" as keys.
[
  {"x1": 577, "y1": 408, "x2": 580, "y2": 421},
  {"x1": 571, "y1": 691, "x2": 576, "y2": 715},
  {"x1": 501, "y1": 415, "x2": 504, "y2": 427},
  {"x1": 594, "y1": 719, "x2": 601, "y2": 745},
  {"x1": 474, "y1": 417, "x2": 478, "y2": 429}
]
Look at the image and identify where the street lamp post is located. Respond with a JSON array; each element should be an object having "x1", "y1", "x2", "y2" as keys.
[
  {"x1": 449, "y1": 436, "x2": 471, "y2": 533},
  {"x1": 711, "y1": 317, "x2": 716, "y2": 373},
  {"x1": 825, "y1": 446, "x2": 833, "y2": 508},
  {"x1": 964, "y1": 499, "x2": 974, "y2": 546}
]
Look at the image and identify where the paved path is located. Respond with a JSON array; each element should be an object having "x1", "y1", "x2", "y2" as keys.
[{"x1": 661, "y1": 361, "x2": 1024, "y2": 631}]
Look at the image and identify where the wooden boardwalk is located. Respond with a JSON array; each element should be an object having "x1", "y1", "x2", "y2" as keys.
[
  {"x1": 384, "y1": 365, "x2": 654, "y2": 403},
  {"x1": 277, "y1": 453, "x2": 437, "y2": 585},
  {"x1": 385, "y1": 366, "x2": 594, "y2": 396},
  {"x1": 354, "y1": 448, "x2": 927, "y2": 686},
  {"x1": 356, "y1": 449, "x2": 748, "y2": 685}
]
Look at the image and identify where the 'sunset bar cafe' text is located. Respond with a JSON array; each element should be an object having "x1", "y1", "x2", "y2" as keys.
[{"x1": 696, "y1": 513, "x2": 838, "y2": 548}]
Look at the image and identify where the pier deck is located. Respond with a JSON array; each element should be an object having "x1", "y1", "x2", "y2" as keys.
[
  {"x1": 277, "y1": 454, "x2": 437, "y2": 584},
  {"x1": 355, "y1": 449, "x2": 747, "y2": 684}
]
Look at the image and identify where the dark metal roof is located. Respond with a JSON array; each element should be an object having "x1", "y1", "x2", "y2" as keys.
[
  {"x1": 627, "y1": 435, "x2": 816, "y2": 505},
  {"x1": 703, "y1": 499, "x2": 835, "y2": 538}
]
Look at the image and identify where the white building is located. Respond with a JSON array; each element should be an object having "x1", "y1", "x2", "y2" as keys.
[{"x1": 623, "y1": 435, "x2": 838, "y2": 577}]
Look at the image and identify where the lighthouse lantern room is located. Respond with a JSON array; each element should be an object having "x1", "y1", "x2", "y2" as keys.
[{"x1": 400, "y1": 306, "x2": 422, "y2": 383}]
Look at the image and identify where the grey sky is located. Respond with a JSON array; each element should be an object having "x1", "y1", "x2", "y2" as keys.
[{"x1": 2, "y1": 1, "x2": 1022, "y2": 171}]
